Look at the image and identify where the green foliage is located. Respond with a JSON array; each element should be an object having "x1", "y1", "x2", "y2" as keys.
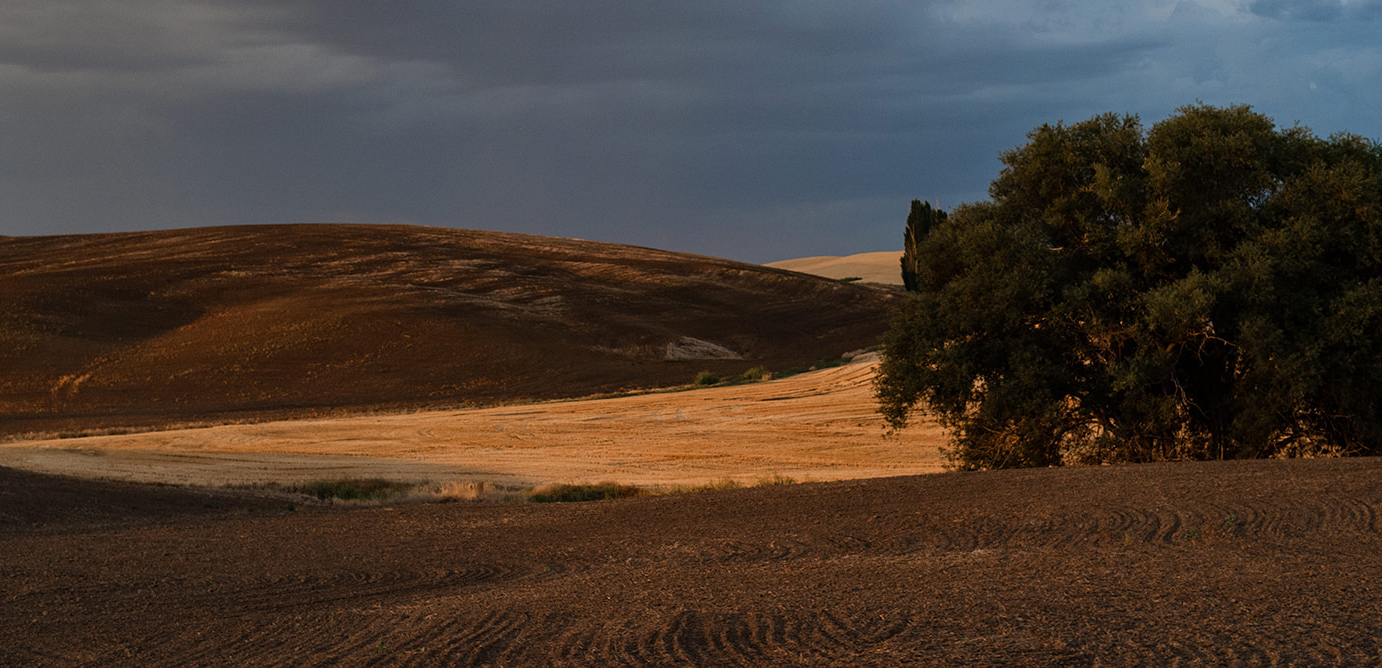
[
  {"x1": 877, "y1": 104, "x2": 1382, "y2": 469},
  {"x1": 902, "y1": 200, "x2": 949, "y2": 291},
  {"x1": 531, "y1": 482, "x2": 644, "y2": 503},
  {"x1": 690, "y1": 366, "x2": 770, "y2": 388},
  {"x1": 739, "y1": 366, "x2": 771, "y2": 383},
  {"x1": 693, "y1": 370, "x2": 721, "y2": 386}
]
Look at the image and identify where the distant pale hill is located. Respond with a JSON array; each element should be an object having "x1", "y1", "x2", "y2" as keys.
[
  {"x1": 766, "y1": 251, "x2": 903, "y2": 285},
  {"x1": 0, "y1": 225, "x2": 899, "y2": 437}
]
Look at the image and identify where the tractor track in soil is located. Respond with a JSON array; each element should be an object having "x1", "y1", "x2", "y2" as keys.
[{"x1": 4, "y1": 457, "x2": 1382, "y2": 665}]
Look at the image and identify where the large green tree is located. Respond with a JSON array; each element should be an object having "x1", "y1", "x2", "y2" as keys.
[{"x1": 877, "y1": 104, "x2": 1382, "y2": 469}]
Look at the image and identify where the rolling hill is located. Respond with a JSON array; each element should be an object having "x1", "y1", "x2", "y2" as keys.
[
  {"x1": 0, "y1": 224, "x2": 899, "y2": 438},
  {"x1": 765, "y1": 250, "x2": 904, "y2": 285}
]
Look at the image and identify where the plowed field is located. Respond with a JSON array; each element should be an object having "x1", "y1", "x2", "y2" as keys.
[
  {"x1": 0, "y1": 224, "x2": 897, "y2": 438},
  {"x1": 5, "y1": 457, "x2": 1381, "y2": 665}
]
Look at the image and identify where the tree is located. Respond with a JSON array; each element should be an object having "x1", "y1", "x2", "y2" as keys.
[
  {"x1": 901, "y1": 200, "x2": 947, "y2": 292},
  {"x1": 876, "y1": 104, "x2": 1382, "y2": 469}
]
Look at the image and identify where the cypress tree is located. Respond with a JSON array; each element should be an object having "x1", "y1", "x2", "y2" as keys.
[{"x1": 901, "y1": 200, "x2": 947, "y2": 292}]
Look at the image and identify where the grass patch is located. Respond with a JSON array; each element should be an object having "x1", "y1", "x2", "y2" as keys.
[
  {"x1": 292, "y1": 478, "x2": 416, "y2": 503},
  {"x1": 531, "y1": 482, "x2": 645, "y2": 503},
  {"x1": 410, "y1": 481, "x2": 533, "y2": 504},
  {"x1": 663, "y1": 477, "x2": 742, "y2": 494},
  {"x1": 659, "y1": 474, "x2": 799, "y2": 495},
  {"x1": 755, "y1": 473, "x2": 797, "y2": 486},
  {"x1": 236, "y1": 479, "x2": 533, "y2": 505},
  {"x1": 772, "y1": 354, "x2": 855, "y2": 380},
  {"x1": 690, "y1": 365, "x2": 773, "y2": 389},
  {"x1": 251, "y1": 474, "x2": 801, "y2": 506}
]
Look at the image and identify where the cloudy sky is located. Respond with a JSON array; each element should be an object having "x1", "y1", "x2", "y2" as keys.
[{"x1": 1, "y1": 1, "x2": 1379, "y2": 262}]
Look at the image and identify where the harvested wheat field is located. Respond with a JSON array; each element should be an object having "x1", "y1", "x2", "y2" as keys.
[
  {"x1": 766, "y1": 251, "x2": 905, "y2": 286},
  {"x1": 0, "y1": 357, "x2": 947, "y2": 488},
  {"x1": 5, "y1": 457, "x2": 1382, "y2": 665}
]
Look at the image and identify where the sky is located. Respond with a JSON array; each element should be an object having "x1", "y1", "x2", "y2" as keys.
[{"x1": 1, "y1": 1, "x2": 1379, "y2": 263}]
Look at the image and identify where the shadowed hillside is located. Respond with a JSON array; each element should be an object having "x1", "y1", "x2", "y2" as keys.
[{"x1": 0, "y1": 224, "x2": 898, "y2": 437}]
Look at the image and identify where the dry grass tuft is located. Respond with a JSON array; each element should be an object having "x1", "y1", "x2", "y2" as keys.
[
  {"x1": 409, "y1": 481, "x2": 532, "y2": 504},
  {"x1": 755, "y1": 473, "x2": 797, "y2": 486}
]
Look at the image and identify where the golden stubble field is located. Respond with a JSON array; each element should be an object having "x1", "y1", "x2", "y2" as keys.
[{"x1": 0, "y1": 357, "x2": 948, "y2": 490}]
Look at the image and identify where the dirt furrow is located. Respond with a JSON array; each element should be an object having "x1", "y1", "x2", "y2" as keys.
[{"x1": 6, "y1": 459, "x2": 1382, "y2": 665}]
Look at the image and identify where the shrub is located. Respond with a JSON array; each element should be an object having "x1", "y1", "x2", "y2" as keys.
[
  {"x1": 739, "y1": 366, "x2": 770, "y2": 383},
  {"x1": 693, "y1": 370, "x2": 721, "y2": 386}
]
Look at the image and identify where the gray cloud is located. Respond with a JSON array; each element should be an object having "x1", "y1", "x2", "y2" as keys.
[
  {"x1": 1249, "y1": 0, "x2": 1344, "y2": 20},
  {"x1": 1249, "y1": 0, "x2": 1382, "y2": 20},
  {"x1": 0, "y1": 1, "x2": 1379, "y2": 261}
]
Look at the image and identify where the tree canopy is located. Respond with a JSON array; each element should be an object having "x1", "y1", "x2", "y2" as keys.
[{"x1": 876, "y1": 104, "x2": 1382, "y2": 469}]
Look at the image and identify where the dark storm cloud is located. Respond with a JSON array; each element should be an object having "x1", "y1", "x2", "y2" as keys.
[
  {"x1": 1250, "y1": 0, "x2": 1344, "y2": 20},
  {"x1": 1250, "y1": 0, "x2": 1382, "y2": 20},
  {"x1": 1, "y1": 1, "x2": 1380, "y2": 261}
]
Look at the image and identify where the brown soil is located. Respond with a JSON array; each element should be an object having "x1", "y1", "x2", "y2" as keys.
[
  {"x1": 0, "y1": 225, "x2": 897, "y2": 438},
  {"x1": 5, "y1": 457, "x2": 1381, "y2": 666}
]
